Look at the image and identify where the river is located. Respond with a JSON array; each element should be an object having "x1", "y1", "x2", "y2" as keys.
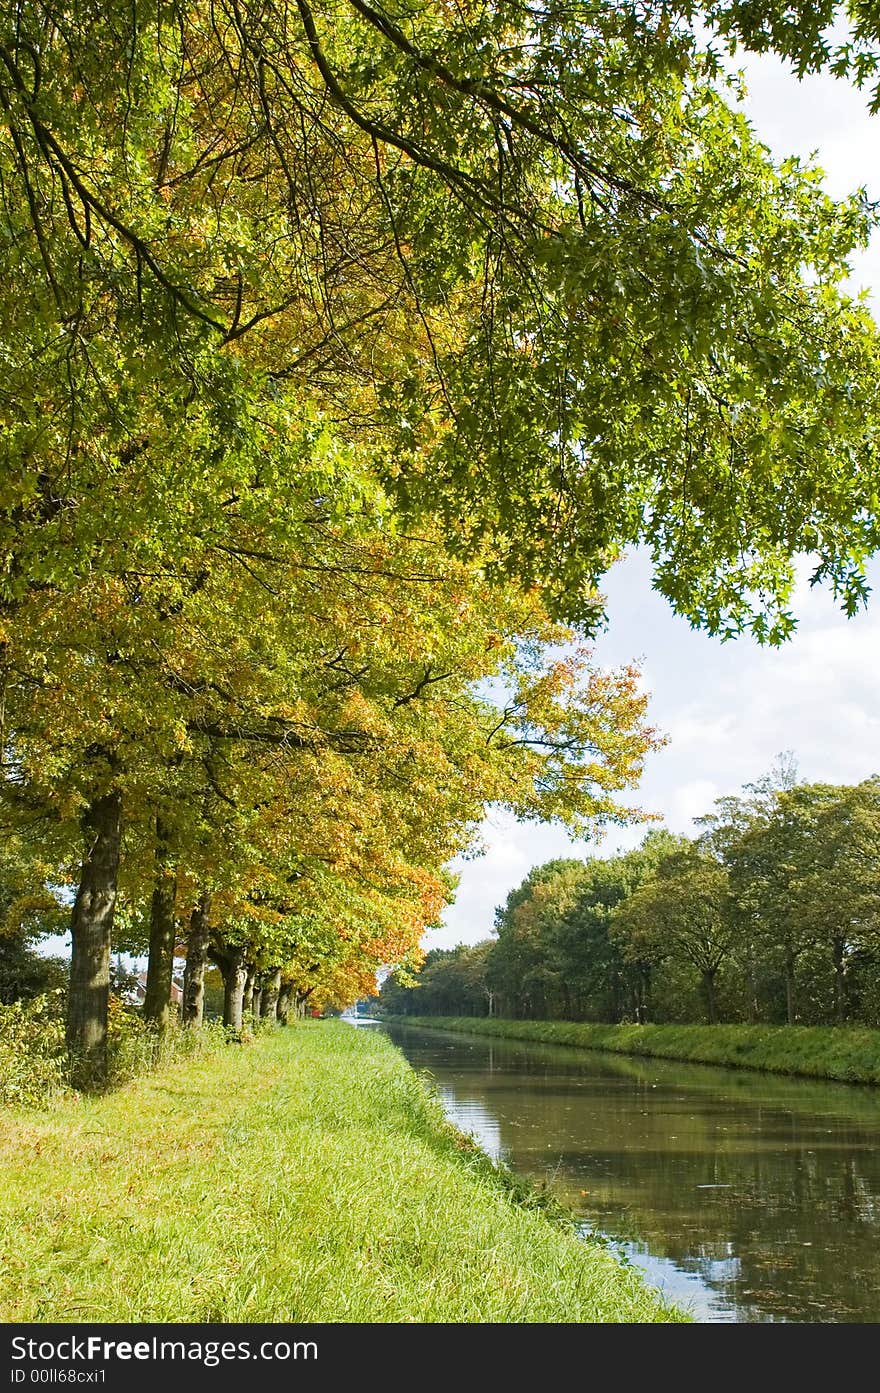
[{"x1": 382, "y1": 1021, "x2": 880, "y2": 1323}]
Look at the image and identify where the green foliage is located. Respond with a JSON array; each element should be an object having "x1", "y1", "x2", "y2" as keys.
[
  {"x1": 1, "y1": 0, "x2": 879, "y2": 639},
  {"x1": 102, "y1": 1002, "x2": 228, "y2": 1091},
  {"x1": 718, "y1": 774, "x2": 880, "y2": 1023},
  {"x1": 0, "y1": 835, "x2": 72, "y2": 1032},
  {"x1": 380, "y1": 942, "x2": 495, "y2": 1017},
  {"x1": 0, "y1": 834, "x2": 69, "y2": 953},
  {"x1": 0, "y1": 940, "x2": 67, "y2": 1005},
  {"x1": 0, "y1": 992, "x2": 71, "y2": 1107},
  {"x1": 0, "y1": 989, "x2": 229, "y2": 1107},
  {"x1": 689, "y1": 0, "x2": 880, "y2": 110},
  {"x1": 611, "y1": 844, "x2": 736, "y2": 1022},
  {"x1": 202, "y1": 966, "x2": 225, "y2": 1020},
  {"x1": 489, "y1": 833, "x2": 688, "y2": 1021},
  {"x1": 387, "y1": 767, "x2": 880, "y2": 1030}
]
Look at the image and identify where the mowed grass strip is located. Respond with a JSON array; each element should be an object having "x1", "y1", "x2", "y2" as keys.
[
  {"x1": 0, "y1": 1022, "x2": 682, "y2": 1323},
  {"x1": 401, "y1": 1017, "x2": 880, "y2": 1084}
]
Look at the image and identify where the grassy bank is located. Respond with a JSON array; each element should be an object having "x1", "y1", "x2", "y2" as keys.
[
  {"x1": 0, "y1": 1021, "x2": 682, "y2": 1322},
  {"x1": 398, "y1": 1017, "x2": 880, "y2": 1084}
]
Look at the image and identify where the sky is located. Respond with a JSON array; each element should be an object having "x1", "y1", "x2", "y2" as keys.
[{"x1": 427, "y1": 46, "x2": 880, "y2": 951}]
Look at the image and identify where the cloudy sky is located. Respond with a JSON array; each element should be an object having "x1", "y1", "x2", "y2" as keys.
[{"x1": 429, "y1": 46, "x2": 880, "y2": 951}]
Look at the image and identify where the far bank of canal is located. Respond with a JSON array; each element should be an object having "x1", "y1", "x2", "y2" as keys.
[{"x1": 383, "y1": 1021, "x2": 880, "y2": 1323}]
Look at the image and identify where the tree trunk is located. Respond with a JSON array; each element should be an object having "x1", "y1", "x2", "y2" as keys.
[
  {"x1": 625, "y1": 978, "x2": 637, "y2": 1023},
  {"x1": 261, "y1": 968, "x2": 281, "y2": 1020},
  {"x1": 701, "y1": 968, "x2": 718, "y2": 1025},
  {"x1": 222, "y1": 949, "x2": 247, "y2": 1032},
  {"x1": 67, "y1": 788, "x2": 122, "y2": 1087},
  {"x1": 633, "y1": 969, "x2": 651, "y2": 1024},
  {"x1": 143, "y1": 816, "x2": 178, "y2": 1030},
  {"x1": 242, "y1": 966, "x2": 255, "y2": 1016},
  {"x1": 748, "y1": 948, "x2": 760, "y2": 1024},
  {"x1": 784, "y1": 948, "x2": 796, "y2": 1025},
  {"x1": 277, "y1": 982, "x2": 293, "y2": 1025},
  {"x1": 294, "y1": 987, "x2": 314, "y2": 1018},
  {"x1": 181, "y1": 892, "x2": 212, "y2": 1028},
  {"x1": 251, "y1": 985, "x2": 263, "y2": 1019},
  {"x1": 832, "y1": 936, "x2": 847, "y2": 1025}
]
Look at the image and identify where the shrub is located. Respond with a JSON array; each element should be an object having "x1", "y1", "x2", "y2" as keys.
[
  {"x1": 0, "y1": 937, "x2": 68, "y2": 1005},
  {"x1": 1, "y1": 992, "x2": 231, "y2": 1106},
  {"x1": 0, "y1": 990, "x2": 72, "y2": 1107}
]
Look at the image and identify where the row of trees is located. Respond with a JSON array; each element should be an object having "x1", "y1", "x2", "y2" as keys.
[
  {"x1": 3, "y1": 2, "x2": 880, "y2": 1080},
  {"x1": 381, "y1": 766, "x2": 880, "y2": 1027},
  {"x1": 2, "y1": 550, "x2": 662, "y2": 1078}
]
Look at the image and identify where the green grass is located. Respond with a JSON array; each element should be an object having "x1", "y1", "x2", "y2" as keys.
[
  {"x1": 0, "y1": 1021, "x2": 683, "y2": 1322},
  {"x1": 399, "y1": 1017, "x2": 880, "y2": 1084}
]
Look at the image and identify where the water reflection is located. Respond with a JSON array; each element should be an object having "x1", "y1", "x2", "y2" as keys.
[
  {"x1": 435, "y1": 1085, "x2": 505, "y2": 1160},
  {"x1": 384, "y1": 1023, "x2": 880, "y2": 1323}
]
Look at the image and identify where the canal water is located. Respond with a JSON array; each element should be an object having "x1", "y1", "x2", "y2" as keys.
[{"x1": 382, "y1": 1022, "x2": 880, "y2": 1322}]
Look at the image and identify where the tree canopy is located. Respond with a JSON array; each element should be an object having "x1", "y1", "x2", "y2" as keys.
[{"x1": 2, "y1": 0, "x2": 879, "y2": 636}]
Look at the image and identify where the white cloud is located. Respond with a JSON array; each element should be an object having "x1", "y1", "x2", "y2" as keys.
[{"x1": 670, "y1": 780, "x2": 722, "y2": 829}]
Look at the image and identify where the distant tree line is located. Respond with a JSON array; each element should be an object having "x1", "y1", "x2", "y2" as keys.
[{"x1": 380, "y1": 765, "x2": 880, "y2": 1027}]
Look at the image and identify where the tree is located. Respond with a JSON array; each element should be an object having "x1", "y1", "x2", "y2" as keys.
[
  {"x1": 771, "y1": 780, "x2": 880, "y2": 1023},
  {"x1": 0, "y1": 935, "x2": 67, "y2": 1005},
  {"x1": 491, "y1": 861, "x2": 582, "y2": 1018},
  {"x1": 379, "y1": 943, "x2": 496, "y2": 1018},
  {"x1": 612, "y1": 845, "x2": 736, "y2": 1023},
  {"x1": 696, "y1": 753, "x2": 799, "y2": 1021},
  {"x1": 489, "y1": 831, "x2": 686, "y2": 1021},
  {"x1": 551, "y1": 833, "x2": 689, "y2": 1021},
  {"x1": 725, "y1": 783, "x2": 838, "y2": 1023}
]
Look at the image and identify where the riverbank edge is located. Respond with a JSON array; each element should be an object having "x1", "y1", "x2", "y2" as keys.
[
  {"x1": 392, "y1": 1016, "x2": 880, "y2": 1084},
  {"x1": 0, "y1": 1021, "x2": 685, "y2": 1321}
]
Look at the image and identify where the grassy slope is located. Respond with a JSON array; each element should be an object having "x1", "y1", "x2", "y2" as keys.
[
  {"x1": 0, "y1": 1022, "x2": 682, "y2": 1323},
  {"x1": 399, "y1": 1017, "x2": 880, "y2": 1083}
]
